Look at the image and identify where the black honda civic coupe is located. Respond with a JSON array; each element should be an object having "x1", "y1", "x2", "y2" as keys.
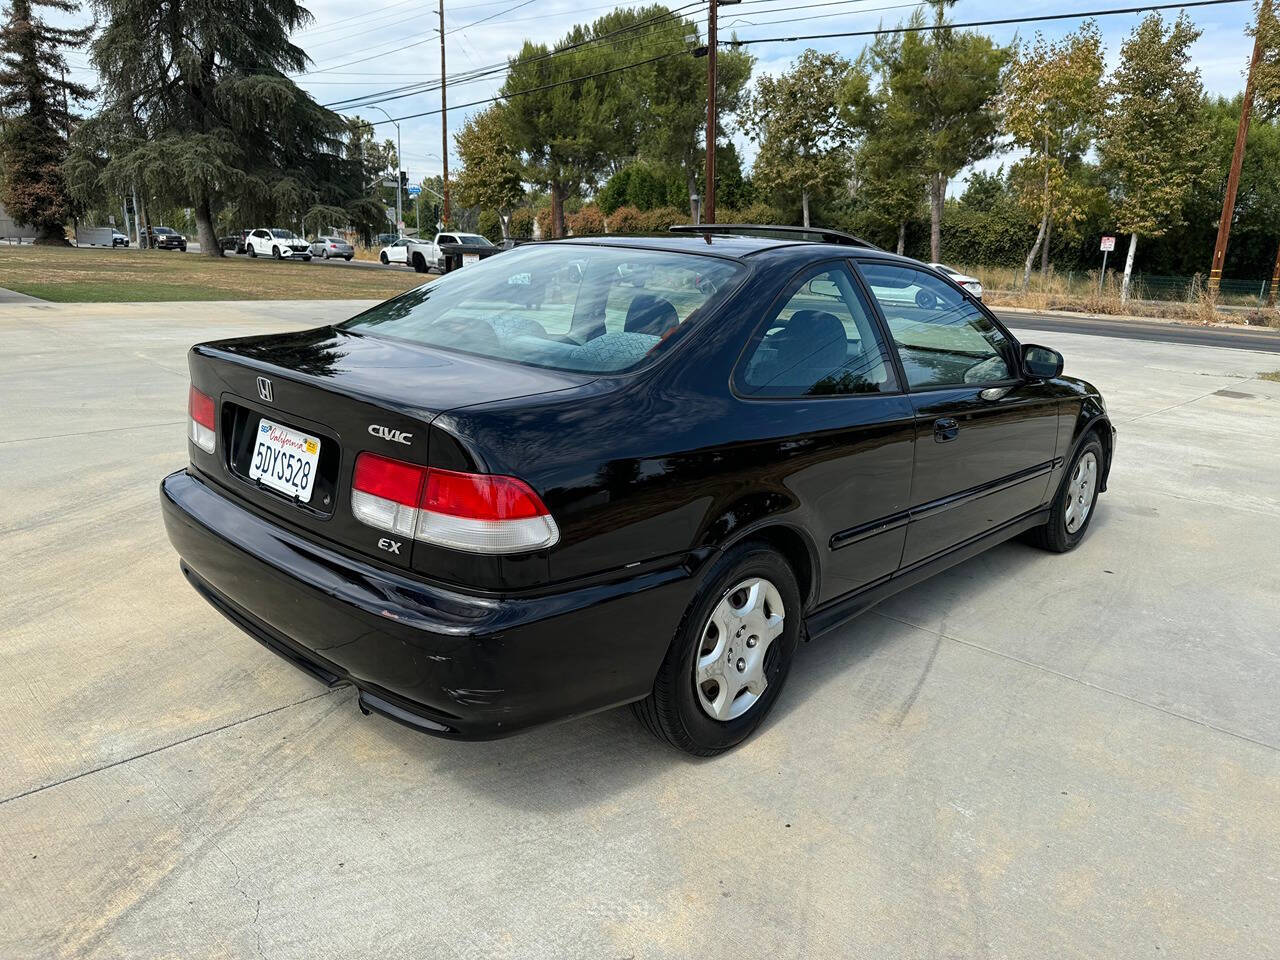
[{"x1": 161, "y1": 225, "x2": 1114, "y2": 755}]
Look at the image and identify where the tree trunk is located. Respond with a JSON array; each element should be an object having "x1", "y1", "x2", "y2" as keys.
[
  {"x1": 929, "y1": 173, "x2": 945, "y2": 263},
  {"x1": 550, "y1": 181, "x2": 565, "y2": 239},
  {"x1": 1121, "y1": 232, "x2": 1138, "y2": 303},
  {"x1": 499, "y1": 212, "x2": 510, "y2": 240},
  {"x1": 801, "y1": 190, "x2": 810, "y2": 228},
  {"x1": 1041, "y1": 214, "x2": 1052, "y2": 274},
  {"x1": 896, "y1": 220, "x2": 906, "y2": 256},
  {"x1": 1021, "y1": 201, "x2": 1050, "y2": 293},
  {"x1": 194, "y1": 195, "x2": 221, "y2": 257}
]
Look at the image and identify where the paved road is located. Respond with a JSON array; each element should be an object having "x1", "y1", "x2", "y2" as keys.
[
  {"x1": 1, "y1": 303, "x2": 1278, "y2": 958},
  {"x1": 997, "y1": 308, "x2": 1280, "y2": 354}
]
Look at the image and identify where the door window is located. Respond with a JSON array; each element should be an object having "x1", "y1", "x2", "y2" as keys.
[
  {"x1": 738, "y1": 264, "x2": 897, "y2": 397},
  {"x1": 858, "y1": 261, "x2": 1010, "y2": 389}
]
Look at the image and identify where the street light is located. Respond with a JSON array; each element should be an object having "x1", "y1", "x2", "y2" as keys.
[{"x1": 368, "y1": 105, "x2": 402, "y2": 234}]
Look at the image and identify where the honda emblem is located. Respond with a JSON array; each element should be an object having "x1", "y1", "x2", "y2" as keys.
[{"x1": 256, "y1": 377, "x2": 273, "y2": 403}]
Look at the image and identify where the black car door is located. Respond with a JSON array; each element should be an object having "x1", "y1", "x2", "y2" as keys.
[
  {"x1": 855, "y1": 260, "x2": 1061, "y2": 567},
  {"x1": 734, "y1": 261, "x2": 915, "y2": 603}
]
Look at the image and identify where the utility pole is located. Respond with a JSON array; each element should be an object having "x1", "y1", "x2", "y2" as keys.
[
  {"x1": 439, "y1": 2, "x2": 451, "y2": 227},
  {"x1": 705, "y1": 0, "x2": 718, "y2": 224},
  {"x1": 1209, "y1": 0, "x2": 1270, "y2": 296}
]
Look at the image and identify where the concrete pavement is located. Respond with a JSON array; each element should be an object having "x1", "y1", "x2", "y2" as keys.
[{"x1": 1, "y1": 300, "x2": 1277, "y2": 959}]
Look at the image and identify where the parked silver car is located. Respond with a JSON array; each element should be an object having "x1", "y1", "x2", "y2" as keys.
[{"x1": 310, "y1": 235, "x2": 354, "y2": 261}]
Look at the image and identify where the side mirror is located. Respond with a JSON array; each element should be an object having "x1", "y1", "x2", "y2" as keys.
[{"x1": 1022, "y1": 343, "x2": 1063, "y2": 379}]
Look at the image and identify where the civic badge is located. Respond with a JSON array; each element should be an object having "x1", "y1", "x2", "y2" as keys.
[{"x1": 256, "y1": 376, "x2": 273, "y2": 403}]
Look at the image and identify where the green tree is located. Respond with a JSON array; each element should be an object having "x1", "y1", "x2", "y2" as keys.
[
  {"x1": 888, "y1": 2, "x2": 1006, "y2": 260},
  {"x1": 840, "y1": 42, "x2": 926, "y2": 253},
  {"x1": 1001, "y1": 22, "x2": 1105, "y2": 290},
  {"x1": 454, "y1": 105, "x2": 524, "y2": 237},
  {"x1": 1098, "y1": 12, "x2": 1209, "y2": 300},
  {"x1": 746, "y1": 49, "x2": 853, "y2": 226},
  {"x1": 0, "y1": 0, "x2": 92, "y2": 243},
  {"x1": 69, "y1": 0, "x2": 353, "y2": 256}
]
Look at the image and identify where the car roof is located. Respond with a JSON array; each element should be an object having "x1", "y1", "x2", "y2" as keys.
[{"x1": 547, "y1": 233, "x2": 926, "y2": 267}]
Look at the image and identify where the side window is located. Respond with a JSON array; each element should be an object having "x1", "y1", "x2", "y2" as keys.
[
  {"x1": 858, "y1": 261, "x2": 1011, "y2": 389},
  {"x1": 440, "y1": 234, "x2": 457, "y2": 244},
  {"x1": 738, "y1": 264, "x2": 898, "y2": 397}
]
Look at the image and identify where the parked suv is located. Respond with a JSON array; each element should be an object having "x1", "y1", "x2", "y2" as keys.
[
  {"x1": 245, "y1": 228, "x2": 312, "y2": 260},
  {"x1": 162, "y1": 224, "x2": 1114, "y2": 755}
]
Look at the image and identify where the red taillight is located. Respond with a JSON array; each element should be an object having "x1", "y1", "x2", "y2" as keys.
[
  {"x1": 349, "y1": 453, "x2": 558, "y2": 554},
  {"x1": 188, "y1": 386, "x2": 216, "y2": 453},
  {"x1": 189, "y1": 386, "x2": 215, "y2": 429},
  {"x1": 423, "y1": 469, "x2": 549, "y2": 521},
  {"x1": 353, "y1": 452, "x2": 426, "y2": 505}
]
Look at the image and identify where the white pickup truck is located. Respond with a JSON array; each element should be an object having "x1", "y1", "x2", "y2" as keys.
[{"x1": 398, "y1": 232, "x2": 495, "y2": 273}]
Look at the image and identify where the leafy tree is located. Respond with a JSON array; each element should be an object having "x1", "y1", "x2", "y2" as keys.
[
  {"x1": 1001, "y1": 22, "x2": 1105, "y2": 290},
  {"x1": 454, "y1": 104, "x2": 524, "y2": 237},
  {"x1": 886, "y1": 2, "x2": 1006, "y2": 260},
  {"x1": 1098, "y1": 12, "x2": 1209, "y2": 300},
  {"x1": 841, "y1": 42, "x2": 926, "y2": 253},
  {"x1": 68, "y1": 0, "x2": 354, "y2": 256},
  {"x1": 0, "y1": 0, "x2": 92, "y2": 243},
  {"x1": 746, "y1": 49, "x2": 854, "y2": 226}
]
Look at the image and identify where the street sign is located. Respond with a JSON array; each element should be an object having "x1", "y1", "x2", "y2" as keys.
[
  {"x1": 407, "y1": 185, "x2": 421, "y2": 198},
  {"x1": 1100, "y1": 235, "x2": 1116, "y2": 252}
]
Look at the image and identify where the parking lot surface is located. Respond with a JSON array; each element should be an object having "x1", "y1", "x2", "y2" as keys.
[{"x1": 2, "y1": 300, "x2": 1278, "y2": 958}]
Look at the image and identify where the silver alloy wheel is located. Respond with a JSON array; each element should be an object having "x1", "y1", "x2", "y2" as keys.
[
  {"x1": 1064, "y1": 450, "x2": 1098, "y2": 534},
  {"x1": 693, "y1": 577, "x2": 786, "y2": 721}
]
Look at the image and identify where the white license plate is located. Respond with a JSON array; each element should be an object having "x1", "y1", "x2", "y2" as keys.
[
  {"x1": 463, "y1": 253, "x2": 479, "y2": 266},
  {"x1": 248, "y1": 419, "x2": 321, "y2": 503}
]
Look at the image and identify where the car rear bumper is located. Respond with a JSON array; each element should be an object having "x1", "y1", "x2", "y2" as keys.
[{"x1": 160, "y1": 470, "x2": 694, "y2": 739}]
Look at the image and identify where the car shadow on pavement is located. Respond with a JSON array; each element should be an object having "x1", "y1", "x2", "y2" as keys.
[{"x1": 342, "y1": 507, "x2": 1112, "y2": 809}]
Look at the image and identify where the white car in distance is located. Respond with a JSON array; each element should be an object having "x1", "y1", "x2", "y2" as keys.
[
  {"x1": 928, "y1": 262, "x2": 983, "y2": 299},
  {"x1": 245, "y1": 228, "x2": 312, "y2": 260}
]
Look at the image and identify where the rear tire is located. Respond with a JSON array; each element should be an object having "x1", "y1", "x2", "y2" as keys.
[
  {"x1": 344, "y1": 255, "x2": 353, "y2": 261},
  {"x1": 322, "y1": 249, "x2": 330, "y2": 259},
  {"x1": 412, "y1": 253, "x2": 427, "y2": 273},
  {"x1": 633, "y1": 541, "x2": 801, "y2": 756},
  {"x1": 1031, "y1": 434, "x2": 1104, "y2": 553}
]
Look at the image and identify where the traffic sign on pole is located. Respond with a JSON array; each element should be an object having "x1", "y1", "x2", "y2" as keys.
[
  {"x1": 1098, "y1": 236, "x2": 1115, "y2": 292},
  {"x1": 407, "y1": 185, "x2": 421, "y2": 198}
]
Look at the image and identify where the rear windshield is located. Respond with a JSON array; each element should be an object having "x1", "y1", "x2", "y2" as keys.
[{"x1": 341, "y1": 244, "x2": 745, "y2": 374}]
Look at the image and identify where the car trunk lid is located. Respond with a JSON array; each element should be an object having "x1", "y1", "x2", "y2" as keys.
[{"x1": 187, "y1": 326, "x2": 592, "y2": 568}]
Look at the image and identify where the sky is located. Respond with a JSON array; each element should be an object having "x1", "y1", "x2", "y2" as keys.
[{"x1": 55, "y1": 0, "x2": 1260, "y2": 197}]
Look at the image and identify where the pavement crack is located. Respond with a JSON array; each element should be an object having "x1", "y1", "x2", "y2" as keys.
[
  {"x1": 870, "y1": 610, "x2": 1280, "y2": 754},
  {"x1": 0, "y1": 689, "x2": 338, "y2": 807}
]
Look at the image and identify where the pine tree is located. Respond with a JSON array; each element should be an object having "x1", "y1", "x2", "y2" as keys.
[
  {"x1": 68, "y1": 0, "x2": 353, "y2": 256},
  {"x1": 0, "y1": 0, "x2": 92, "y2": 243}
]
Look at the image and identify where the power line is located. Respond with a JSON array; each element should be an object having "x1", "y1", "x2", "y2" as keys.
[
  {"x1": 321, "y1": 1, "x2": 705, "y2": 109},
  {"x1": 724, "y1": 0, "x2": 1251, "y2": 44},
  {"x1": 371, "y1": 46, "x2": 694, "y2": 124}
]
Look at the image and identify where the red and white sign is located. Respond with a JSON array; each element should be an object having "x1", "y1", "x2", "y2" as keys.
[{"x1": 1100, "y1": 235, "x2": 1116, "y2": 252}]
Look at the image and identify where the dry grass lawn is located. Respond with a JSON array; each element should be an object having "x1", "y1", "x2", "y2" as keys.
[{"x1": 0, "y1": 245, "x2": 425, "y2": 302}]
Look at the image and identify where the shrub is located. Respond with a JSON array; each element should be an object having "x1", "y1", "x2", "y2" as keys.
[
  {"x1": 534, "y1": 206, "x2": 555, "y2": 238},
  {"x1": 567, "y1": 204, "x2": 605, "y2": 236},
  {"x1": 608, "y1": 205, "x2": 643, "y2": 234},
  {"x1": 507, "y1": 208, "x2": 535, "y2": 239},
  {"x1": 727, "y1": 202, "x2": 781, "y2": 225},
  {"x1": 476, "y1": 209, "x2": 503, "y2": 244},
  {"x1": 639, "y1": 206, "x2": 685, "y2": 232}
]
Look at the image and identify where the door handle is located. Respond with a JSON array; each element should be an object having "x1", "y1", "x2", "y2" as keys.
[{"x1": 933, "y1": 417, "x2": 959, "y2": 442}]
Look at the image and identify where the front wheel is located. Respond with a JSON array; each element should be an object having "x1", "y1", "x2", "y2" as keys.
[
  {"x1": 633, "y1": 542, "x2": 801, "y2": 756},
  {"x1": 272, "y1": 245, "x2": 281, "y2": 259},
  {"x1": 1031, "y1": 434, "x2": 1104, "y2": 552},
  {"x1": 379, "y1": 251, "x2": 389, "y2": 265}
]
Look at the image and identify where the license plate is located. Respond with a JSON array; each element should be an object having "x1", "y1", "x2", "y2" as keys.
[
  {"x1": 248, "y1": 418, "x2": 321, "y2": 503},
  {"x1": 463, "y1": 253, "x2": 479, "y2": 266}
]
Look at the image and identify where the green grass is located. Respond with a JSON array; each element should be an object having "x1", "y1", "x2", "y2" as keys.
[{"x1": 0, "y1": 244, "x2": 426, "y2": 302}]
